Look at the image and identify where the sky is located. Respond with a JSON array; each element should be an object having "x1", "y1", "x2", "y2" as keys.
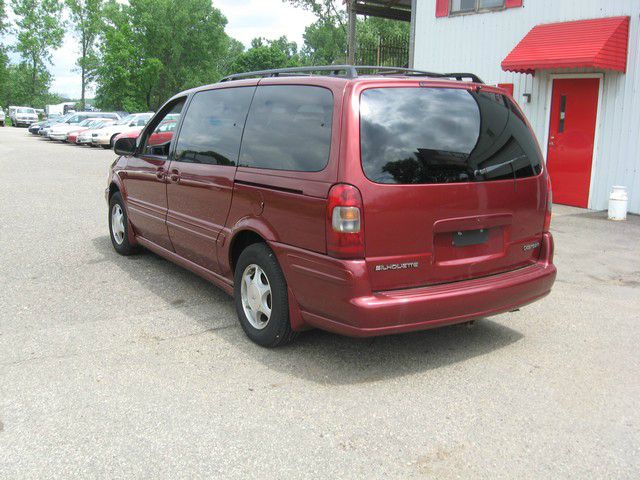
[{"x1": 42, "y1": 0, "x2": 320, "y2": 99}]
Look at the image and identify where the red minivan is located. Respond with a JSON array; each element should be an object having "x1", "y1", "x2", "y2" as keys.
[{"x1": 106, "y1": 66, "x2": 556, "y2": 347}]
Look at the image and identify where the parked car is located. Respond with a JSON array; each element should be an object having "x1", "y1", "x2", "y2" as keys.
[
  {"x1": 67, "y1": 119, "x2": 113, "y2": 144},
  {"x1": 43, "y1": 111, "x2": 121, "y2": 138},
  {"x1": 10, "y1": 107, "x2": 38, "y2": 127},
  {"x1": 76, "y1": 120, "x2": 116, "y2": 145},
  {"x1": 31, "y1": 114, "x2": 71, "y2": 135},
  {"x1": 48, "y1": 117, "x2": 110, "y2": 141},
  {"x1": 106, "y1": 66, "x2": 556, "y2": 347},
  {"x1": 112, "y1": 118, "x2": 177, "y2": 147},
  {"x1": 28, "y1": 121, "x2": 44, "y2": 134},
  {"x1": 91, "y1": 113, "x2": 153, "y2": 149},
  {"x1": 0, "y1": 109, "x2": 5, "y2": 126},
  {"x1": 38, "y1": 113, "x2": 76, "y2": 136}
]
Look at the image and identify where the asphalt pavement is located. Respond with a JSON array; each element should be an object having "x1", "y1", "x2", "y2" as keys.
[{"x1": 1, "y1": 126, "x2": 638, "y2": 479}]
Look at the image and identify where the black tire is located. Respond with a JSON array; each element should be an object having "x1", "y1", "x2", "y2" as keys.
[
  {"x1": 101, "y1": 144, "x2": 111, "y2": 149},
  {"x1": 108, "y1": 192, "x2": 138, "y2": 255},
  {"x1": 234, "y1": 243, "x2": 297, "y2": 347}
]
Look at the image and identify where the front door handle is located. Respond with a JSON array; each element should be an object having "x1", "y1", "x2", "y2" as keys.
[
  {"x1": 155, "y1": 168, "x2": 165, "y2": 180},
  {"x1": 169, "y1": 168, "x2": 180, "y2": 183}
]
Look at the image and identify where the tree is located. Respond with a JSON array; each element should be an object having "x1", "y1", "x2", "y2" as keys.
[
  {"x1": 0, "y1": 0, "x2": 9, "y2": 106},
  {"x1": 0, "y1": 63, "x2": 60, "y2": 107},
  {"x1": 11, "y1": 0, "x2": 65, "y2": 102},
  {"x1": 95, "y1": 0, "x2": 233, "y2": 111},
  {"x1": 301, "y1": 18, "x2": 346, "y2": 65},
  {"x1": 229, "y1": 37, "x2": 301, "y2": 74},
  {"x1": 291, "y1": 1, "x2": 410, "y2": 67},
  {"x1": 66, "y1": 0, "x2": 104, "y2": 110},
  {"x1": 285, "y1": 0, "x2": 346, "y2": 29}
]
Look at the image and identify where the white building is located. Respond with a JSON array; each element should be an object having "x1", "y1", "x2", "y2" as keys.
[{"x1": 410, "y1": 0, "x2": 640, "y2": 214}]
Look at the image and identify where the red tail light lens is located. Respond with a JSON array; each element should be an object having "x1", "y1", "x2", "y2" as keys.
[
  {"x1": 544, "y1": 176, "x2": 552, "y2": 232},
  {"x1": 326, "y1": 184, "x2": 365, "y2": 259}
]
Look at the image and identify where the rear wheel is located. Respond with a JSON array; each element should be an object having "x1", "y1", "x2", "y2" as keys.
[
  {"x1": 234, "y1": 243, "x2": 296, "y2": 347},
  {"x1": 109, "y1": 192, "x2": 137, "y2": 255}
]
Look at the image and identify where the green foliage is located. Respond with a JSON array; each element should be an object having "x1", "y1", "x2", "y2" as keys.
[
  {"x1": 94, "y1": 0, "x2": 233, "y2": 111},
  {"x1": 301, "y1": 15, "x2": 409, "y2": 66},
  {"x1": 285, "y1": 0, "x2": 345, "y2": 28},
  {"x1": 0, "y1": 1, "x2": 8, "y2": 106},
  {"x1": 10, "y1": 0, "x2": 65, "y2": 98},
  {"x1": 301, "y1": 19, "x2": 346, "y2": 65},
  {"x1": 0, "y1": 0, "x2": 412, "y2": 111},
  {"x1": 229, "y1": 36, "x2": 301, "y2": 73},
  {"x1": 65, "y1": 0, "x2": 104, "y2": 109},
  {"x1": 0, "y1": 63, "x2": 64, "y2": 107},
  {"x1": 0, "y1": 0, "x2": 7, "y2": 33}
]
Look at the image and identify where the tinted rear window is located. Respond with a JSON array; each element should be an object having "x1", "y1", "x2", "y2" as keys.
[
  {"x1": 360, "y1": 87, "x2": 542, "y2": 184},
  {"x1": 239, "y1": 85, "x2": 333, "y2": 172}
]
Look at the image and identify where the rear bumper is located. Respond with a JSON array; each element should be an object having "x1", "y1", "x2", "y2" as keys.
[{"x1": 271, "y1": 233, "x2": 556, "y2": 337}]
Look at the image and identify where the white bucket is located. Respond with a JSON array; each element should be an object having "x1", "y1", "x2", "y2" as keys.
[{"x1": 608, "y1": 185, "x2": 628, "y2": 221}]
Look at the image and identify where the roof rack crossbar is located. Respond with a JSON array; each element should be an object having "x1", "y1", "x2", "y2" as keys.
[
  {"x1": 221, "y1": 65, "x2": 358, "y2": 82},
  {"x1": 441, "y1": 72, "x2": 485, "y2": 84},
  {"x1": 220, "y1": 65, "x2": 484, "y2": 84}
]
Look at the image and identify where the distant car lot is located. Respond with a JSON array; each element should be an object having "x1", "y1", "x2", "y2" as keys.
[{"x1": 0, "y1": 126, "x2": 638, "y2": 478}]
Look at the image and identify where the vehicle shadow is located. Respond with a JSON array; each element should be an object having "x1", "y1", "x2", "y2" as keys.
[{"x1": 91, "y1": 235, "x2": 524, "y2": 385}]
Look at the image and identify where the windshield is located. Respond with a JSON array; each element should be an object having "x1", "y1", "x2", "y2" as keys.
[
  {"x1": 360, "y1": 87, "x2": 542, "y2": 184},
  {"x1": 115, "y1": 115, "x2": 135, "y2": 125},
  {"x1": 18, "y1": 108, "x2": 35, "y2": 114},
  {"x1": 54, "y1": 113, "x2": 73, "y2": 123},
  {"x1": 67, "y1": 114, "x2": 84, "y2": 123}
]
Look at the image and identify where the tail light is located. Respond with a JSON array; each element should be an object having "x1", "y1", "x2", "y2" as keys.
[
  {"x1": 326, "y1": 183, "x2": 365, "y2": 259},
  {"x1": 544, "y1": 176, "x2": 552, "y2": 232}
]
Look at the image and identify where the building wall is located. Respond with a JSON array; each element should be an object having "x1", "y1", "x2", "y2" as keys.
[{"x1": 413, "y1": 0, "x2": 640, "y2": 213}]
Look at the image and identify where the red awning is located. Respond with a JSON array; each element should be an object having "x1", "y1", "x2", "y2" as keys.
[{"x1": 502, "y1": 16, "x2": 630, "y2": 75}]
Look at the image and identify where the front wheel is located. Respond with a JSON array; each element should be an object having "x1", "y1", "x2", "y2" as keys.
[
  {"x1": 234, "y1": 243, "x2": 297, "y2": 347},
  {"x1": 108, "y1": 192, "x2": 138, "y2": 255}
]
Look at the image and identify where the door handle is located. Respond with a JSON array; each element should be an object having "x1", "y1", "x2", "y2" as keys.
[
  {"x1": 155, "y1": 168, "x2": 165, "y2": 180},
  {"x1": 169, "y1": 168, "x2": 180, "y2": 183}
]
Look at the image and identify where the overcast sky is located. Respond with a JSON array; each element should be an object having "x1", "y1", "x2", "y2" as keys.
[{"x1": 42, "y1": 0, "x2": 319, "y2": 99}]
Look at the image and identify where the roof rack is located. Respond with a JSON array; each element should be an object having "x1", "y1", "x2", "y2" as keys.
[{"x1": 220, "y1": 65, "x2": 484, "y2": 84}]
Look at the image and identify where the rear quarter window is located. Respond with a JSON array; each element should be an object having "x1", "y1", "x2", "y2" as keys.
[
  {"x1": 360, "y1": 87, "x2": 542, "y2": 184},
  {"x1": 239, "y1": 85, "x2": 333, "y2": 172}
]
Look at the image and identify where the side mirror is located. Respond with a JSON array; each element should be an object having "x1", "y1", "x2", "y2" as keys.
[{"x1": 114, "y1": 137, "x2": 137, "y2": 156}]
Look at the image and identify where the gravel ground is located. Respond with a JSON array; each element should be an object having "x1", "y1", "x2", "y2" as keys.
[{"x1": 0, "y1": 126, "x2": 639, "y2": 479}]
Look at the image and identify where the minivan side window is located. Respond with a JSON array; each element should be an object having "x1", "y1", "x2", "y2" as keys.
[
  {"x1": 174, "y1": 87, "x2": 255, "y2": 166},
  {"x1": 141, "y1": 99, "x2": 185, "y2": 157},
  {"x1": 239, "y1": 85, "x2": 333, "y2": 172},
  {"x1": 360, "y1": 87, "x2": 542, "y2": 184}
]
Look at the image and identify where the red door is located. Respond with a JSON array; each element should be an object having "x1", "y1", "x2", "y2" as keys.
[{"x1": 546, "y1": 78, "x2": 599, "y2": 208}]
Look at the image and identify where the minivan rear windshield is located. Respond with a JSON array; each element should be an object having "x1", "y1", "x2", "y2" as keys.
[{"x1": 360, "y1": 87, "x2": 542, "y2": 184}]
